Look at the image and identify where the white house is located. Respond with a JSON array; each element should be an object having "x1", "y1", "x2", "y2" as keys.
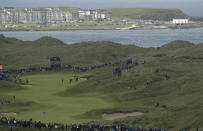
[{"x1": 172, "y1": 19, "x2": 189, "y2": 24}]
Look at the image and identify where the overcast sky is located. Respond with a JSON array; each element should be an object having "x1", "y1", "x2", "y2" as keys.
[{"x1": 1, "y1": 0, "x2": 203, "y2": 16}]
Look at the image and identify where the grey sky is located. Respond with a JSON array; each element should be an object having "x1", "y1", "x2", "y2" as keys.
[{"x1": 1, "y1": 0, "x2": 203, "y2": 16}]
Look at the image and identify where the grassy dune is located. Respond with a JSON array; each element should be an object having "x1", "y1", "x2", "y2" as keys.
[
  {"x1": 63, "y1": 55, "x2": 203, "y2": 130},
  {"x1": 0, "y1": 34, "x2": 145, "y2": 69},
  {"x1": 0, "y1": 36, "x2": 203, "y2": 130}
]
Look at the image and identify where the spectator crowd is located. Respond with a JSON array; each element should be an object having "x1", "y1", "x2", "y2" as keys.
[
  {"x1": 0, "y1": 58, "x2": 139, "y2": 83},
  {"x1": 0, "y1": 116, "x2": 167, "y2": 131}
]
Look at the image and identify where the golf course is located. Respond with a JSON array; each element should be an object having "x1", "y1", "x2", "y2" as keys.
[
  {"x1": 3, "y1": 72, "x2": 118, "y2": 123},
  {"x1": 0, "y1": 35, "x2": 203, "y2": 130}
]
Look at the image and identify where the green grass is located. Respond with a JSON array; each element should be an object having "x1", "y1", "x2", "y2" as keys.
[
  {"x1": 0, "y1": 36, "x2": 203, "y2": 130},
  {"x1": 37, "y1": 23, "x2": 131, "y2": 30},
  {"x1": 0, "y1": 22, "x2": 132, "y2": 31},
  {"x1": 1, "y1": 72, "x2": 116, "y2": 123},
  {"x1": 112, "y1": 8, "x2": 188, "y2": 21}
]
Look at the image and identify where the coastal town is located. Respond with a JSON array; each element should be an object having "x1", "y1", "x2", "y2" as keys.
[
  {"x1": 0, "y1": 7, "x2": 203, "y2": 31},
  {"x1": 0, "y1": 7, "x2": 112, "y2": 24}
]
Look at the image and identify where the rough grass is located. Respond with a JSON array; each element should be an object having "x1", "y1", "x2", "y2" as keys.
[
  {"x1": 0, "y1": 35, "x2": 145, "y2": 69},
  {"x1": 0, "y1": 36, "x2": 203, "y2": 130}
]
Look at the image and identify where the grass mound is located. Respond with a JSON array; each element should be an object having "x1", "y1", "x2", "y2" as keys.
[
  {"x1": 34, "y1": 36, "x2": 66, "y2": 46},
  {"x1": 161, "y1": 40, "x2": 194, "y2": 49}
]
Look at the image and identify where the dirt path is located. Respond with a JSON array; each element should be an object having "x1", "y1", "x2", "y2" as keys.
[{"x1": 102, "y1": 112, "x2": 143, "y2": 120}]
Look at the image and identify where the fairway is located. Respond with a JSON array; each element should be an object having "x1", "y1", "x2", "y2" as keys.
[{"x1": 4, "y1": 72, "x2": 116, "y2": 123}]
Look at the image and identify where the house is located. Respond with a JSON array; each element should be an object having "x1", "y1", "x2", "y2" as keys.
[{"x1": 172, "y1": 19, "x2": 189, "y2": 24}]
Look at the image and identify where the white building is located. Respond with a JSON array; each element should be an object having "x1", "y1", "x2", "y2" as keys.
[
  {"x1": 172, "y1": 19, "x2": 189, "y2": 24},
  {"x1": 78, "y1": 10, "x2": 90, "y2": 17}
]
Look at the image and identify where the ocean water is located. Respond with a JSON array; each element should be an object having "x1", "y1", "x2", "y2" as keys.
[{"x1": 1, "y1": 28, "x2": 203, "y2": 47}]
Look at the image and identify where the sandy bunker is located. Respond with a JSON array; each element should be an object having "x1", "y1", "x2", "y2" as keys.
[
  {"x1": 102, "y1": 112, "x2": 143, "y2": 120},
  {"x1": 0, "y1": 112, "x2": 17, "y2": 116},
  {"x1": 20, "y1": 84, "x2": 32, "y2": 88}
]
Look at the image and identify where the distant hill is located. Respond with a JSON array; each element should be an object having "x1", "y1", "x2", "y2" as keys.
[{"x1": 112, "y1": 8, "x2": 189, "y2": 21}]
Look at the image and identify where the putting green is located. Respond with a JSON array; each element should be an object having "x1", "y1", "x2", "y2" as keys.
[{"x1": 5, "y1": 73, "x2": 116, "y2": 123}]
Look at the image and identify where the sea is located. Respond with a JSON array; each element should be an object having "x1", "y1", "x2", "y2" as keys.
[{"x1": 1, "y1": 28, "x2": 203, "y2": 48}]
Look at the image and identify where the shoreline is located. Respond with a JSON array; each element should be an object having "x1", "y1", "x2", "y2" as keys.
[{"x1": 1, "y1": 27, "x2": 203, "y2": 32}]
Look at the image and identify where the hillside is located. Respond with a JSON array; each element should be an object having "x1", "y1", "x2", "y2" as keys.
[
  {"x1": 63, "y1": 49, "x2": 203, "y2": 130},
  {"x1": 112, "y1": 8, "x2": 189, "y2": 21},
  {"x1": 0, "y1": 36, "x2": 203, "y2": 130}
]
